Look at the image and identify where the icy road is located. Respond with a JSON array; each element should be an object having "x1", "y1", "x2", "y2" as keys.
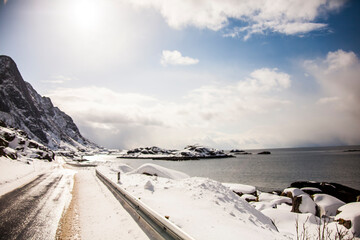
[
  {"x1": 0, "y1": 169, "x2": 74, "y2": 240},
  {"x1": 0, "y1": 161, "x2": 150, "y2": 240}
]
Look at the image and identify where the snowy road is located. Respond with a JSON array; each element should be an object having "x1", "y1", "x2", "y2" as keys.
[
  {"x1": 59, "y1": 167, "x2": 150, "y2": 240},
  {"x1": 0, "y1": 169, "x2": 74, "y2": 240}
]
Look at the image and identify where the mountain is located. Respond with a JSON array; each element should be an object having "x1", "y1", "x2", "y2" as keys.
[{"x1": 0, "y1": 55, "x2": 98, "y2": 152}]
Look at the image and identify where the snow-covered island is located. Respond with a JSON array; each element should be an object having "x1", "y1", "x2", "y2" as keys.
[
  {"x1": 118, "y1": 145, "x2": 234, "y2": 160},
  {"x1": 98, "y1": 162, "x2": 360, "y2": 240}
]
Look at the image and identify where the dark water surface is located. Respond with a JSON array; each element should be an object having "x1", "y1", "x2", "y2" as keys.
[{"x1": 95, "y1": 145, "x2": 360, "y2": 192}]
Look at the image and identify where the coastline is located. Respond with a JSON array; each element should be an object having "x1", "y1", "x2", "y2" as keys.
[{"x1": 96, "y1": 162, "x2": 360, "y2": 239}]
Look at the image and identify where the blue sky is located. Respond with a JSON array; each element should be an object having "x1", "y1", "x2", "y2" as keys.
[{"x1": 1, "y1": 0, "x2": 359, "y2": 149}]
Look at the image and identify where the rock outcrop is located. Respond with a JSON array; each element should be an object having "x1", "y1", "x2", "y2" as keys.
[
  {"x1": 0, "y1": 120, "x2": 54, "y2": 161},
  {"x1": 0, "y1": 55, "x2": 97, "y2": 151}
]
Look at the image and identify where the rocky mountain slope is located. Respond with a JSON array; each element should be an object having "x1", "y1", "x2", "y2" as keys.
[
  {"x1": 0, "y1": 55, "x2": 97, "y2": 152},
  {"x1": 0, "y1": 120, "x2": 54, "y2": 161}
]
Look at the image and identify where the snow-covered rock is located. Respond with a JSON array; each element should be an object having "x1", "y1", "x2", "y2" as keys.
[
  {"x1": 292, "y1": 194, "x2": 317, "y2": 215},
  {"x1": 0, "y1": 123, "x2": 54, "y2": 161},
  {"x1": 282, "y1": 187, "x2": 306, "y2": 199},
  {"x1": 223, "y1": 183, "x2": 256, "y2": 195},
  {"x1": 258, "y1": 192, "x2": 292, "y2": 206},
  {"x1": 313, "y1": 194, "x2": 345, "y2": 217},
  {"x1": 130, "y1": 163, "x2": 190, "y2": 180},
  {"x1": 120, "y1": 145, "x2": 233, "y2": 159},
  {"x1": 300, "y1": 187, "x2": 322, "y2": 195},
  {"x1": 291, "y1": 181, "x2": 360, "y2": 203},
  {"x1": 175, "y1": 145, "x2": 231, "y2": 158},
  {"x1": 240, "y1": 194, "x2": 257, "y2": 202},
  {"x1": 335, "y1": 202, "x2": 360, "y2": 237}
]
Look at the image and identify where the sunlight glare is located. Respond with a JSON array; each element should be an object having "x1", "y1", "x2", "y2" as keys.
[{"x1": 68, "y1": 0, "x2": 102, "y2": 32}]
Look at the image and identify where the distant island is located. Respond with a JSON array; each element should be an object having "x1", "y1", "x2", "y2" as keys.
[{"x1": 117, "y1": 145, "x2": 234, "y2": 160}]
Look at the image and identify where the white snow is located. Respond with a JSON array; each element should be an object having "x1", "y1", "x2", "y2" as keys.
[
  {"x1": 120, "y1": 145, "x2": 233, "y2": 159},
  {"x1": 297, "y1": 194, "x2": 317, "y2": 215},
  {"x1": 3, "y1": 150, "x2": 359, "y2": 240},
  {"x1": 282, "y1": 187, "x2": 306, "y2": 198},
  {"x1": 240, "y1": 194, "x2": 257, "y2": 201},
  {"x1": 335, "y1": 202, "x2": 360, "y2": 237},
  {"x1": 313, "y1": 194, "x2": 345, "y2": 217},
  {"x1": 129, "y1": 163, "x2": 190, "y2": 180},
  {"x1": 73, "y1": 169, "x2": 150, "y2": 240},
  {"x1": 99, "y1": 164, "x2": 289, "y2": 240},
  {"x1": 223, "y1": 183, "x2": 256, "y2": 194},
  {"x1": 258, "y1": 192, "x2": 292, "y2": 206},
  {"x1": 262, "y1": 209, "x2": 320, "y2": 237},
  {"x1": 0, "y1": 156, "x2": 55, "y2": 196}
]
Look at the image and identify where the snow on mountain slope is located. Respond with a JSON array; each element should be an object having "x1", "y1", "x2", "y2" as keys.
[{"x1": 0, "y1": 55, "x2": 98, "y2": 152}]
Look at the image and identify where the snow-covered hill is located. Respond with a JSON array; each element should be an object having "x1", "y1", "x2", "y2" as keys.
[{"x1": 0, "y1": 55, "x2": 98, "y2": 152}]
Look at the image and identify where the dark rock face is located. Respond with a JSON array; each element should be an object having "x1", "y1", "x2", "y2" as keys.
[
  {"x1": 0, "y1": 55, "x2": 96, "y2": 150},
  {"x1": 290, "y1": 181, "x2": 360, "y2": 203}
]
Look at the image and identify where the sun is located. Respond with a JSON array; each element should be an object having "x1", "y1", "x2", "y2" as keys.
[{"x1": 68, "y1": 0, "x2": 103, "y2": 32}]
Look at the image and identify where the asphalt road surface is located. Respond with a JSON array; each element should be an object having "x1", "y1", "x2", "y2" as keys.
[{"x1": 0, "y1": 169, "x2": 74, "y2": 240}]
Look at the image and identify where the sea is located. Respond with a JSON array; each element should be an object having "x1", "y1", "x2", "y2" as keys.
[{"x1": 87, "y1": 145, "x2": 360, "y2": 192}]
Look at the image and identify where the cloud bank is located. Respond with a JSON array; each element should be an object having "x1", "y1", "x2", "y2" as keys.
[
  {"x1": 161, "y1": 50, "x2": 199, "y2": 66},
  {"x1": 127, "y1": 0, "x2": 346, "y2": 39},
  {"x1": 305, "y1": 49, "x2": 360, "y2": 123},
  {"x1": 47, "y1": 51, "x2": 360, "y2": 149}
]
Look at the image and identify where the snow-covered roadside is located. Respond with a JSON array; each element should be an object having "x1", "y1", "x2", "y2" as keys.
[
  {"x1": 61, "y1": 166, "x2": 150, "y2": 240},
  {"x1": 98, "y1": 163, "x2": 290, "y2": 240},
  {"x1": 98, "y1": 163, "x2": 360, "y2": 240},
  {"x1": 0, "y1": 156, "x2": 55, "y2": 196}
]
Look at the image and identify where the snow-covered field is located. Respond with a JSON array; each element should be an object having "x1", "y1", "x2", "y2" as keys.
[{"x1": 98, "y1": 162, "x2": 360, "y2": 240}]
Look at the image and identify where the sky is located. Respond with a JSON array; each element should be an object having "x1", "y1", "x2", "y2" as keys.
[{"x1": 0, "y1": 0, "x2": 360, "y2": 150}]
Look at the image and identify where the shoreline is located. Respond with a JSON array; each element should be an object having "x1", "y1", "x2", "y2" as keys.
[{"x1": 117, "y1": 155, "x2": 235, "y2": 161}]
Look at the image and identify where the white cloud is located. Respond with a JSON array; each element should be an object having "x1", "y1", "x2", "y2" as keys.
[
  {"x1": 305, "y1": 50, "x2": 360, "y2": 113},
  {"x1": 317, "y1": 96, "x2": 340, "y2": 105},
  {"x1": 42, "y1": 75, "x2": 76, "y2": 84},
  {"x1": 45, "y1": 54, "x2": 360, "y2": 149},
  {"x1": 160, "y1": 50, "x2": 199, "y2": 66},
  {"x1": 46, "y1": 68, "x2": 292, "y2": 149},
  {"x1": 245, "y1": 68, "x2": 291, "y2": 92},
  {"x1": 127, "y1": 0, "x2": 346, "y2": 39},
  {"x1": 302, "y1": 49, "x2": 360, "y2": 144}
]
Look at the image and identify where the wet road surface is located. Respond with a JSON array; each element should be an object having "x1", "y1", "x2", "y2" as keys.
[{"x1": 0, "y1": 169, "x2": 74, "y2": 240}]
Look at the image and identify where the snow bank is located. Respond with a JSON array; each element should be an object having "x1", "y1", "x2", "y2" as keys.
[
  {"x1": 0, "y1": 156, "x2": 33, "y2": 185},
  {"x1": 130, "y1": 163, "x2": 190, "y2": 180},
  {"x1": 313, "y1": 194, "x2": 345, "y2": 217},
  {"x1": 335, "y1": 202, "x2": 360, "y2": 237},
  {"x1": 96, "y1": 163, "x2": 358, "y2": 240},
  {"x1": 262, "y1": 209, "x2": 320, "y2": 237},
  {"x1": 223, "y1": 183, "x2": 256, "y2": 195},
  {"x1": 0, "y1": 156, "x2": 55, "y2": 196},
  {"x1": 119, "y1": 174, "x2": 288, "y2": 240}
]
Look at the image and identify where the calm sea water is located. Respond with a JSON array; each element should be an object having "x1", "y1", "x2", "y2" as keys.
[{"x1": 89, "y1": 145, "x2": 360, "y2": 192}]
